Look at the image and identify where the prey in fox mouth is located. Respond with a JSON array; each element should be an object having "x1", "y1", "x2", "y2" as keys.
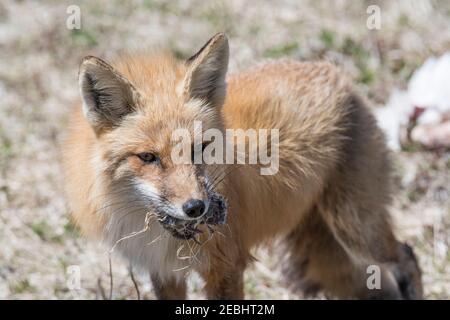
[{"x1": 156, "y1": 192, "x2": 228, "y2": 240}]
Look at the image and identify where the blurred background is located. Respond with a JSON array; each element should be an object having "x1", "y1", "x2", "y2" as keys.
[{"x1": 0, "y1": 0, "x2": 449, "y2": 299}]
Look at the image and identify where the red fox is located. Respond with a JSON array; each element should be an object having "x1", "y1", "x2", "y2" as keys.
[{"x1": 63, "y1": 33, "x2": 423, "y2": 299}]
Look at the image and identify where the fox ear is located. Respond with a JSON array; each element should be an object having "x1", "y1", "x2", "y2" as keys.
[
  {"x1": 78, "y1": 56, "x2": 139, "y2": 134},
  {"x1": 184, "y1": 33, "x2": 229, "y2": 107}
]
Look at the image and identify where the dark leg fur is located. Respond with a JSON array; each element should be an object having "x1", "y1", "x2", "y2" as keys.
[
  {"x1": 151, "y1": 274, "x2": 187, "y2": 299},
  {"x1": 281, "y1": 94, "x2": 423, "y2": 299},
  {"x1": 283, "y1": 209, "x2": 407, "y2": 299}
]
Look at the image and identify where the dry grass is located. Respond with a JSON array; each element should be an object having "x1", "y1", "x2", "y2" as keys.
[{"x1": 0, "y1": 0, "x2": 449, "y2": 299}]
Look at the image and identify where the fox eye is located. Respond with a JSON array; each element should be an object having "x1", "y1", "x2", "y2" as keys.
[{"x1": 137, "y1": 152, "x2": 158, "y2": 164}]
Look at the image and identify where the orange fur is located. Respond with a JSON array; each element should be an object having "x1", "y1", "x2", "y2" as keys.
[{"x1": 62, "y1": 34, "x2": 422, "y2": 299}]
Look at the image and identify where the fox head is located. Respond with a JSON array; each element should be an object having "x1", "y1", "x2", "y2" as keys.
[{"x1": 78, "y1": 33, "x2": 229, "y2": 239}]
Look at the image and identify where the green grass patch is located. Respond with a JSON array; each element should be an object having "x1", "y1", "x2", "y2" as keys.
[
  {"x1": 30, "y1": 221, "x2": 64, "y2": 243},
  {"x1": 63, "y1": 219, "x2": 80, "y2": 238},
  {"x1": 264, "y1": 42, "x2": 298, "y2": 58},
  {"x1": 320, "y1": 29, "x2": 335, "y2": 49},
  {"x1": 341, "y1": 37, "x2": 375, "y2": 85},
  {"x1": 10, "y1": 279, "x2": 35, "y2": 294},
  {"x1": 70, "y1": 29, "x2": 98, "y2": 47}
]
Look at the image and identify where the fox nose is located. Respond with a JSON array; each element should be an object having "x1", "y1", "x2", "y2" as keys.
[{"x1": 182, "y1": 199, "x2": 206, "y2": 218}]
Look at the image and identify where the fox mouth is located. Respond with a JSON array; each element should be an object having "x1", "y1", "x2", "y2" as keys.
[{"x1": 158, "y1": 192, "x2": 228, "y2": 240}]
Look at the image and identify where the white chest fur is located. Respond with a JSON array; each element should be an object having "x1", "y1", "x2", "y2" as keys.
[{"x1": 103, "y1": 206, "x2": 190, "y2": 283}]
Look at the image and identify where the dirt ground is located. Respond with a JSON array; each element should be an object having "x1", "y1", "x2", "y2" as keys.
[{"x1": 0, "y1": 0, "x2": 449, "y2": 299}]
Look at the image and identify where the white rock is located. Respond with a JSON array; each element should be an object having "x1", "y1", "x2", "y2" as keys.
[
  {"x1": 375, "y1": 90, "x2": 413, "y2": 150},
  {"x1": 377, "y1": 52, "x2": 450, "y2": 149},
  {"x1": 409, "y1": 53, "x2": 450, "y2": 116}
]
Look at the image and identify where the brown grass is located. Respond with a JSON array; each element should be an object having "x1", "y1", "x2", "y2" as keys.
[{"x1": 0, "y1": 0, "x2": 449, "y2": 299}]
